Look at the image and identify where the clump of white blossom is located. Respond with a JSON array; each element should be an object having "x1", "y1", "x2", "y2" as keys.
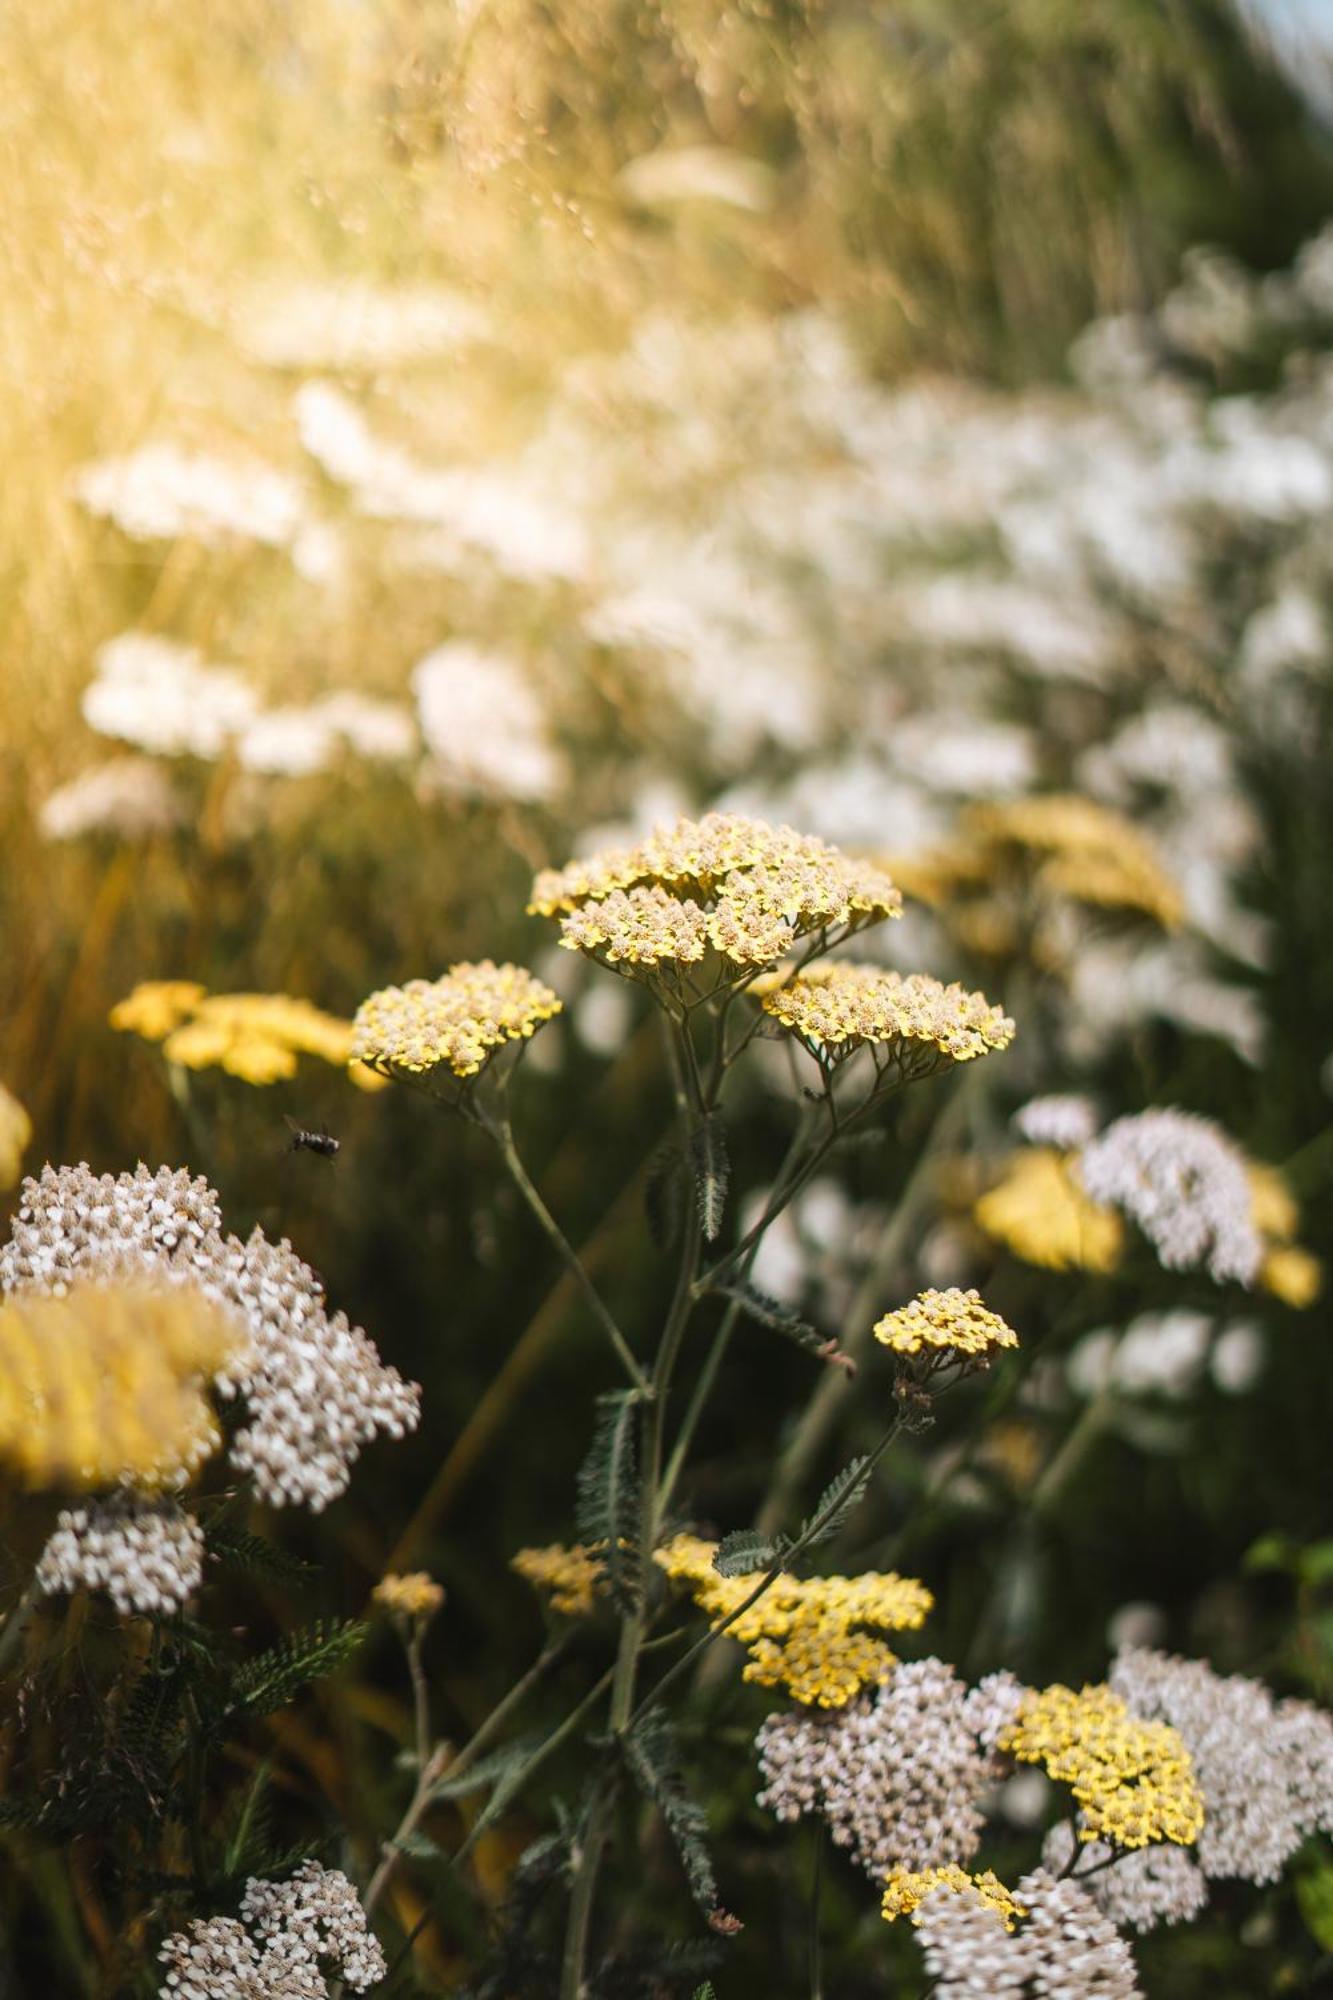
[
  {"x1": 1077, "y1": 1109, "x2": 1261, "y2": 1285},
  {"x1": 1042, "y1": 1823, "x2": 1209, "y2": 1935},
  {"x1": 1012, "y1": 1094, "x2": 1099, "y2": 1151},
  {"x1": 159, "y1": 1861, "x2": 385, "y2": 1996},
  {"x1": 39, "y1": 757, "x2": 182, "y2": 842},
  {"x1": 73, "y1": 443, "x2": 306, "y2": 549},
  {"x1": 1110, "y1": 1646, "x2": 1333, "y2": 1885},
  {"x1": 916, "y1": 1869, "x2": 1142, "y2": 1998},
  {"x1": 83, "y1": 635, "x2": 259, "y2": 761},
  {"x1": 2, "y1": 1163, "x2": 419, "y2": 1527},
  {"x1": 37, "y1": 1498, "x2": 205, "y2": 1617}
]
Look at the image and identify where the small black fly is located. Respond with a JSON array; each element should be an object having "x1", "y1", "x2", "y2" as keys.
[{"x1": 284, "y1": 1115, "x2": 340, "y2": 1160}]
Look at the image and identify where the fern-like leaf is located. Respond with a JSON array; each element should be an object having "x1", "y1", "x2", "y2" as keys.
[
  {"x1": 576, "y1": 1392, "x2": 640, "y2": 1609},
  {"x1": 688, "y1": 1117, "x2": 730, "y2": 1242},
  {"x1": 428, "y1": 1731, "x2": 545, "y2": 1802},
  {"x1": 796, "y1": 1454, "x2": 871, "y2": 1553},
  {"x1": 224, "y1": 1619, "x2": 367, "y2": 1720},
  {"x1": 203, "y1": 1512, "x2": 315, "y2": 1586},
  {"x1": 712, "y1": 1529, "x2": 789, "y2": 1579},
  {"x1": 711, "y1": 1282, "x2": 827, "y2": 1359},
  {"x1": 623, "y1": 1709, "x2": 739, "y2": 1930}
]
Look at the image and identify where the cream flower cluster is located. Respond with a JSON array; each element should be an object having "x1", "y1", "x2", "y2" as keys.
[
  {"x1": 757, "y1": 962, "x2": 1015, "y2": 1065},
  {"x1": 159, "y1": 1861, "x2": 386, "y2": 1996},
  {"x1": 351, "y1": 961, "x2": 562, "y2": 1078},
  {"x1": 37, "y1": 1498, "x2": 205, "y2": 1617}
]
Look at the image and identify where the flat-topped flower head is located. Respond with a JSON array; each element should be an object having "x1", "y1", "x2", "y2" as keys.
[
  {"x1": 352, "y1": 961, "x2": 562, "y2": 1080},
  {"x1": 655, "y1": 1534, "x2": 932, "y2": 1708},
  {"x1": 883, "y1": 1865, "x2": 1023, "y2": 1927},
  {"x1": 511, "y1": 1542, "x2": 607, "y2": 1617},
  {"x1": 874, "y1": 1288, "x2": 1019, "y2": 1366},
  {"x1": 1078, "y1": 1109, "x2": 1261, "y2": 1286},
  {"x1": 113, "y1": 983, "x2": 386, "y2": 1091},
  {"x1": 374, "y1": 1572, "x2": 446, "y2": 1623},
  {"x1": 0, "y1": 1277, "x2": 240, "y2": 1491},
  {"x1": 999, "y1": 1682, "x2": 1204, "y2": 1849},
  {"x1": 757, "y1": 963, "x2": 1014, "y2": 1070},
  {"x1": 530, "y1": 811, "x2": 901, "y2": 977},
  {"x1": 974, "y1": 1149, "x2": 1125, "y2": 1274}
]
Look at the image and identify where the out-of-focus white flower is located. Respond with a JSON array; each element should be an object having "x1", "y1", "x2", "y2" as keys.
[
  {"x1": 618, "y1": 145, "x2": 777, "y2": 213},
  {"x1": 1013, "y1": 1095, "x2": 1099, "y2": 1151},
  {"x1": 311, "y1": 692, "x2": 415, "y2": 761},
  {"x1": 1080, "y1": 1110, "x2": 1261, "y2": 1285},
  {"x1": 413, "y1": 641, "x2": 563, "y2": 801},
  {"x1": 995, "y1": 1768, "x2": 1054, "y2": 1828},
  {"x1": 1113, "y1": 1311, "x2": 1214, "y2": 1397},
  {"x1": 72, "y1": 442, "x2": 305, "y2": 546},
  {"x1": 886, "y1": 714, "x2": 1037, "y2": 798},
  {"x1": 1106, "y1": 1601, "x2": 1168, "y2": 1653},
  {"x1": 236, "y1": 706, "x2": 340, "y2": 777},
  {"x1": 888, "y1": 572, "x2": 1121, "y2": 685},
  {"x1": 1079, "y1": 703, "x2": 1233, "y2": 804},
  {"x1": 83, "y1": 633, "x2": 258, "y2": 759},
  {"x1": 744, "y1": 1199, "x2": 804, "y2": 1305},
  {"x1": 1210, "y1": 1320, "x2": 1265, "y2": 1394},
  {"x1": 573, "y1": 982, "x2": 635, "y2": 1058},
  {"x1": 239, "y1": 278, "x2": 490, "y2": 370},
  {"x1": 39, "y1": 757, "x2": 182, "y2": 841},
  {"x1": 1239, "y1": 587, "x2": 1326, "y2": 684}
]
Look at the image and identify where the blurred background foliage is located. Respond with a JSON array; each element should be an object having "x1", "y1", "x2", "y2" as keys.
[{"x1": 4, "y1": 0, "x2": 1333, "y2": 1991}]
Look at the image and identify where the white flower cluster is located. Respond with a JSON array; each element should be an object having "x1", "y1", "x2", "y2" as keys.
[
  {"x1": 756, "y1": 1658, "x2": 1022, "y2": 1878},
  {"x1": 83, "y1": 634, "x2": 259, "y2": 761},
  {"x1": 159, "y1": 1861, "x2": 386, "y2": 1997},
  {"x1": 73, "y1": 442, "x2": 305, "y2": 548},
  {"x1": 1077, "y1": 1109, "x2": 1261, "y2": 1285},
  {"x1": 1041, "y1": 1823, "x2": 1208, "y2": 1935},
  {"x1": 39, "y1": 757, "x2": 182, "y2": 842},
  {"x1": 37, "y1": 1498, "x2": 205, "y2": 1616},
  {"x1": 917, "y1": 1869, "x2": 1141, "y2": 1999},
  {"x1": 1012, "y1": 1094, "x2": 1100, "y2": 1151},
  {"x1": 1110, "y1": 1646, "x2": 1333, "y2": 1885},
  {"x1": 412, "y1": 641, "x2": 563, "y2": 803},
  {"x1": 2, "y1": 1163, "x2": 420, "y2": 1513}
]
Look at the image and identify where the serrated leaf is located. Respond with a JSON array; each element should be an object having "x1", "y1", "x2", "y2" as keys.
[
  {"x1": 689, "y1": 1117, "x2": 730, "y2": 1242},
  {"x1": 712, "y1": 1282, "x2": 823, "y2": 1355},
  {"x1": 623, "y1": 1709, "x2": 738, "y2": 1929},
  {"x1": 226, "y1": 1619, "x2": 367, "y2": 1720},
  {"x1": 576, "y1": 1392, "x2": 640, "y2": 1610},
  {"x1": 712, "y1": 1530, "x2": 788, "y2": 1579},
  {"x1": 428, "y1": 1732, "x2": 545, "y2": 1802},
  {"x1": 797, "y1": 1454, "x2": 871, "y2": 1553},
  {"x1": 203, "y1": 1514, "x2": 315, "y2": 1586},
  {"x1": 645, "y1": 1140, "x2": 690, "y2": 1252},
  {"x1": 393, "y1": 1829, "x2": 445, "y2": 1860}
]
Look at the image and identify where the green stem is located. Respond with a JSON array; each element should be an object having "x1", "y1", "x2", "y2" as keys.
[{"x1": 493, "y1": 1120, "x2": 650, "y2": 1397}]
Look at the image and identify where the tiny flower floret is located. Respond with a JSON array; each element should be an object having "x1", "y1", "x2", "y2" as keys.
[
  {"x1": 373, "y1": 1571, "x2": 446, "y2": 1621},
  {"x1": 874, "y1": 1288, "x2": 1019, "y2": 1362},
  {"x1": 1000, "y1": 1683, "x2": 1205, "y2": 1849},
  {"x1": 352, "y1": 961, "x2": 562, "y2": 1078},
  {"x1": 757, "y1": 963, "x2": 1014, "y2": 1064},
  {"x1": 511, "y1": 1542, "x2": 608, "y2": 1617},
  {"x1": 883, "y1": 1865, "x2": 1023, "y2": 1928}
]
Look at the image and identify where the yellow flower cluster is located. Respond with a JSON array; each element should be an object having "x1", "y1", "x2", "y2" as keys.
[
  {"x1": 963, "y1": 796, "x2": 1184, "y2": 928},
  {"x1": 0, "y1": 1279, "x2": 239, "y2": 1490},
  {"x1": 0, "y1": 1080, "x2": 32, "y2": 1189},
  {"x1": 873, "y1": 1287, "x2": 1019, "y2": 1364},
  {"x1": 882, "y1": 1865, "x2": 1023, "y2": 1927},
  {"x1": 511, "y1": 1542, "x2": 607, "y2": 1617},
  {"x1": 1248, "y1": 1161, "x2": 1323, "y2": 1308},
  {"x1": 111, "y1": 982, "x2": 386, "y2": 1090},
  {"x1": 531, "y1": 812, "x2": 902, "y2": 972},
  {"x1": 999, "y1": 1683, "x2": 1205, "y2": 1849},
  {"x1": 655, "y1": 1533, "x2": 933, "y2": 1709},
  {"x1": 373, "y1": 1571, "x2": 447, "y2": 1621},
  {"x1": 352, "y1": 962, "x2": 563, "y2": 1080},
  {"x1": 974, "y1": 1149, "x2": 1125, "y2": 1274},
  {"x1": 757, "y1": 963, "x2": 1015, "y2": 1065}
]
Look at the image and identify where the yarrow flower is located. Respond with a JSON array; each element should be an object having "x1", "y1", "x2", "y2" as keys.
[
  {"x1": 756, "y1": 963, "x2": 1015, "y2": 1068},
  {"x1": 0, "y1": 1080, "x2": 33, "y2": 1188},
  {"x1": 911, "y1": 1868, "x2": 1143, "y2": 1999},
  {"x1": 873, "y1": 1288, "x2": 1019, "y2": 1366},
  {"x1": 1, "y1": 1164, "x2": 420, "y2": 1514},
  {"x1": 373, "y1": 1572, "x2": 447, "y2": 1622},
  {"x1": 351, "y1": 962, "x2": 562, "y2": 1080},
  {"x1": 531, "y1": 811, "x2": 902, "y2": 978},
  {"x1": 0, "y1": 1279, "x2": 238, "y2": 1490},
  {"x1": 1078, "y1": 1109, "x2": 1261, "y2": 1285},
  {"x1": 999, "y1": 1683, "x2": 1204, "y2": 1849},
  {"x1": 656, "y1": 1534, "x2": 932, "y2": 1708},
  {"x1": 112, "y1": 984, "x2": 387, "y2": 1092},
  {"x1": 511, "y1": 1542, "x2": 608, "y2": 1617},
  {"x1": 883, "y1": 1864, "x2": 1023, "y2": 1927},
  {"x1": 37, "y1": 1497, "x2": 205, "y2": 1616},
  {"x1": 1110, "y1": 1645, "x2": 1333, "y2": 1884},
  {"x1": 158, "y1": 1860, "x2": 386, "y2": 1996},
  {"x1": 756, "y1": 1658, "x2": 1004, "y2": 1879},
  {"x1": 1012, "y1": 1094, "x2": 1100, "y2": 1151},
  {"x1": 974, "y1": 1149, "x2": 1125, "y2": 1274},
  {"x1": 1041, "y1": 1822, "x2": 1209, "y2": 1934}
]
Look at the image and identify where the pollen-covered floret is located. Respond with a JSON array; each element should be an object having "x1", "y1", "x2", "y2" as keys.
[
  {"x1": 757, "y1": 963, "x2": 1014, "y2": 1065},
  {"x1": 873, "y1": 1288, "x2": 1019, "y2": 1363},
  {"x1": 373, "y1": 1572, "x2": 446, "y2": 1622},
  {"x1": 999, "y1": 1682, "x2": 1205, "y2": 1849},
  {"x1": 511, "y1": 1542, "x2": 608, "y2": 1617},
  {"x1": 883, "y1": 1864, "x2": 1023, "y2": 1927},
  {"x1": 352, "y1": 961, "x2": 562, "y2": 1078}
]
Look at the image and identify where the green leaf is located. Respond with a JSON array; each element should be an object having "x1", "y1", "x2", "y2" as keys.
[
  {"x1": 712, "y1": 1530, "x2": 788, "y2": 1579},
  {"x1": 1244, "y1": 1532, "x2": 1296, "y2": 1575},
  {"x1": 576, "y1": 1391, "x2": 641, "y2": 1610},
  {"x1": 711, "y1": 1282, "x2": 827, "y2": 1361},
  {"x1": 797, "y1": 1455, "x2": 872, "y2": 1553},
  {"x1": 623, "y1": 1708, "x2": 739, "y2": 1930},
  {"x1": 428, "y1": 1732, "x2": 546, "y2": 1802},
  {"x1": 203, "y1": 1511, "x2": 315, "y2": 1586},
  {"x1": 393, "y1": 1829, "x2": 445, "y2": 1860},
  {"x1": 689, "y1": 1117, "x2": 730, "y2": 1242},
  {"x1": 1298, "y1": 1861, "x2": 1333, "y2": 1951},
  {"x1": 225, "y1": 1619, "x2": 367, "y2": 1720}
]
